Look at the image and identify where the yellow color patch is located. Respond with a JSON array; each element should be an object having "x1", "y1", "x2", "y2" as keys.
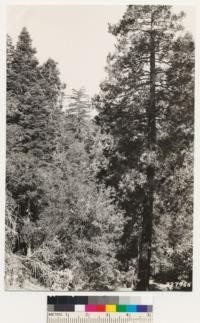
[{"x1": 106, "y1": 305, "x2": 116, "y2": 312}]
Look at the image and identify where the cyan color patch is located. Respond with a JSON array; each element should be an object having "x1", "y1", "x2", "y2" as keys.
[{"x1": 126, "y1": 305, "x2": 137, "y2": 312}]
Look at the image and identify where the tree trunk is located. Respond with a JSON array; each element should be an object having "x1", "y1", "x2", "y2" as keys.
[
  {"x1": 136, "y1": 25, "x2": 156, "y2": 290},
  {"x1": 27, "y1": 244, "x2": 32, "y2": 257}
]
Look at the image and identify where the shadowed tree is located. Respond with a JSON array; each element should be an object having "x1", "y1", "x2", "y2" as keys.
[{"x1": 94, "y1": 5, "x2": 194, "y2": 290}]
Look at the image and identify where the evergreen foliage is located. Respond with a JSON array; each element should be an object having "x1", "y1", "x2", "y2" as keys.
[
  {"x1": 94, "y1": 5, "x2": 194, "y2": 290},
  {"x1": 6, "y1": 6, "x2": 194, "y2": 291},
  {"x1": 6, "y1": 28, "x2": 123, "y2": 290}
]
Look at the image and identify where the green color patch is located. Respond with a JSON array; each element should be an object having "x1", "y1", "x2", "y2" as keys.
[{"x1": 116, "y1": 305, "x2": 126, "y2": 312}]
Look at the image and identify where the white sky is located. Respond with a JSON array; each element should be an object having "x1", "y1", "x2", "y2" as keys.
[{"x1": 7, "y1": 5, "x2": 195, "y2": 96}]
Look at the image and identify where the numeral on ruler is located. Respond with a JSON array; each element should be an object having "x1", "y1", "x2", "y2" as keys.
[{"x1": 48, "y1": 312, "x2": 152, "y2": 323}]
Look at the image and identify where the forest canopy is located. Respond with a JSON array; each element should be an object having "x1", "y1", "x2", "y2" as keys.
[{"x1": 5, "y1": 5, "x2": 194, "y2": 291}]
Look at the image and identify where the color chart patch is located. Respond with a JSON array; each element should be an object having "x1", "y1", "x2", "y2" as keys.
[{"x1": 47, "y1": 296, "x2": 153, "y2": 323}]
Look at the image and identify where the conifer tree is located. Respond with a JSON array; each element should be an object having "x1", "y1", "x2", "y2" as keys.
[
  {"x1": 6, "y1": 28, "x2": 65, "y2": 254},
  {"x1": 66, "y1": 88, "x2": 91, "y2": 139},
  {"x1": 95, "y1": 5, "x2": 194, "y2": 290}
]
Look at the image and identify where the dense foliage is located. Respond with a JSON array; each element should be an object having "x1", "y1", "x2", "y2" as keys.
[
  {"x1": 6, "y1": 5, "x2": 194, "y2": 291},
  {"x1": 6, "y1": 28, "x2": 123, "y2": 291},
  {"x1": 94, "y1": 5, "x2": 194, "y2": 290}
]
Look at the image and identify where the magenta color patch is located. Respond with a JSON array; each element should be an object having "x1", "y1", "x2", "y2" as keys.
[{"x1": 85, "y1": 304, "x2": 97, "y2": 312}]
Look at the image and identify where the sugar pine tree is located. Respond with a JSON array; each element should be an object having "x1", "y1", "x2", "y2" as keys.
[
  {"x1": 66, "y1": 88, "x2": 91, "y2": 140},
  {"x1": 95, "y1": 5, "x2": 193, "y2": 290}
]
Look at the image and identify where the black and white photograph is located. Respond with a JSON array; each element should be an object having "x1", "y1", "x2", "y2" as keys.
[{"x1": 5, "y1": 4, "x2": 194, "y2": 291}]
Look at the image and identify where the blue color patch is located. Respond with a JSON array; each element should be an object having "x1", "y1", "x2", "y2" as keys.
[{"x1": 126, "y1": 305, "x2": 137, "y2": 312}]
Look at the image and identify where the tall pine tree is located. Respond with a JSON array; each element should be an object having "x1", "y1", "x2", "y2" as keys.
[{"x1": 94, "y1": 5, "x2": 194, "y2": 290}]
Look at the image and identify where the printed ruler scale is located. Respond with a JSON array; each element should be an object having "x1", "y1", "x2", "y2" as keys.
[
  {"x1": 47, "y1": 296, "x2": 153, "y2": 323},
  {"x1": 48, "y1": 312, "x2": 152, "y2": 323}
]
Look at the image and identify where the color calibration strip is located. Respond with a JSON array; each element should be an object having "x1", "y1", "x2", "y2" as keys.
[
  {"x1": 48, "y1": 296, "x2": 152, "y2": 305},
  {"x1": 48, "y1": 304, "x2": 152, "y2": 313},
  {"x1": 47, "y1": 297, "x2": 153, "y2": 323},
  {"x1": 47, "y1": 296, "x2": 153, "y2": 313}
]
